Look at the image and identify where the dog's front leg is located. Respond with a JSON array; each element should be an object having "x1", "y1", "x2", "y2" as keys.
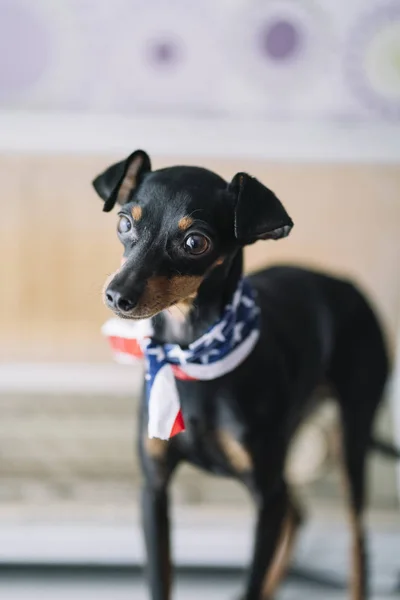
[
  {"x1": 139, "y1": 430, "x2": 180, "y2": 600},
  {"x1": 242, "y1": 480, "x2": 289, "y2": 600},
  {"x1": 142, "y1": 482, "x2": 172, "y2": 600}
]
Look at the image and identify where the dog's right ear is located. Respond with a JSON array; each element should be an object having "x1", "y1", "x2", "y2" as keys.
[
  {"x1": 229, "y1": 172, "x2": 293, "y2": 245},
  {"x1": 92, "y1": 150, "x2": 151, "y2": 212}
]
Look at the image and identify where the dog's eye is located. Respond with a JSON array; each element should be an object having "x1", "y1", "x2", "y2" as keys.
[
  {"x1": 117, "y1": 215, "x2": 132, "y2": 235},
  {"x1": 183, "y1": 234, "x2": 210, "y2": 255}
]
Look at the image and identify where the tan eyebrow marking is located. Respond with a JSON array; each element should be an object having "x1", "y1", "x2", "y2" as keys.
[
  {"x1": 131, "y1": 205, "x2": 142, "y2": 221},
  {"x1": 178, "y1": 216, "x2": 194, "y2": 231}
]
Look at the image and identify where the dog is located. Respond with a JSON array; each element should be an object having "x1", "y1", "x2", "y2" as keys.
[{"x1": 93, "y1": 150, "x2": 393, "y2": 600}]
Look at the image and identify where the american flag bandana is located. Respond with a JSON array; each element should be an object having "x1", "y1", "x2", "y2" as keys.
[{"x1": 102, "y1": 279, "x2": 260, "y2": 440}]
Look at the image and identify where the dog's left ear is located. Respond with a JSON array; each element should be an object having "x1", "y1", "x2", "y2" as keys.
[
  {"x1": 229, "y1": 173, "x2": 293, "y2": 245},
  {"x1": 92, "y1": 150, "x2": 151, "y2": 212}
]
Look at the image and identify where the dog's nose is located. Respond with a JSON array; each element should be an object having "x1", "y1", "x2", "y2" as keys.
[{"x1": 105, "y1": 289, "x2": 136, "y2": 313}]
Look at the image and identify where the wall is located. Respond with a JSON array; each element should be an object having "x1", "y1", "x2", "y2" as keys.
[
  {"x1": 1, "y1": 0, "x2": 399, "y2": 121},
  {"x1": 1, "y1": 0, "x2": 399, "y2": 521},
  {"x1": 1, "y1": 153, "x2": 398, "y2": 363}
]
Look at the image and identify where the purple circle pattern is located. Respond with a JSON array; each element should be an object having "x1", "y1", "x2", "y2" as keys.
[
  {"x1": 231, "y1": 0, "x2": 332, "y2": 97},
  {"x1": 145, "y1": 36, "x2": 184, "y2": 69},
  {"x1": 0, "y1": 1, "x2": 50, "y2": 94},
  {"x1": 260, "y1": 20, "x2": 302, "y2": 61},
  {"x1": 107, "y1": 0, "x2": 219, "y2": 113},
  {"x1": 345, "y1": 3, "x2": 400, "y2": 118}
]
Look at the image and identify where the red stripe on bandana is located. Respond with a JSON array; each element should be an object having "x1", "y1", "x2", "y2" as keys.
[
  {"x1": 171, "y1": 365, "x2": 197, "y2": 381},
  {"x1": 170, "y1": 410, "x2": 185, "y2": 437},
  {"x1": 109, "y1": 336, "x2": 144, "y2": 358},
  {"x1": 107, "y1": 337, "x2": 187, "y2": 437}
]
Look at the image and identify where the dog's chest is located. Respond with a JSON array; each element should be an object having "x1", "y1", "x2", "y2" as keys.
[{"x1": 172, "y1": 379, "x2": 253, "y2": 477}]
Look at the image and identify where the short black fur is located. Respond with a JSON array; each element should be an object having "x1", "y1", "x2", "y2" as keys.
[{"x1": 93, "y1": 151, "x2": 395, "y2": 600}]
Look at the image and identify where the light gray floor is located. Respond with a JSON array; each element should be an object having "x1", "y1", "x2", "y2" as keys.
[
  {"x1": 0, "y1": 509, "x2": 398, "y2": 599},
  {"x1": 0, "y1": 572, "x2": 397, "y2": 600}
]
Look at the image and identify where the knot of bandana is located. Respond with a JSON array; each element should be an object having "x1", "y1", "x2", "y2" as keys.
[{"x1": 102, "y1": 278, "x2": 260, "y2": 440}]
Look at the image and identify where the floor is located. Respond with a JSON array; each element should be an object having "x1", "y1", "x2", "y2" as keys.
[
  {"x1": 0, "y1": 517, "x2": 398, "y2": 600},
  {"x1": 0, "y1": 569, "x2": 398, "y2": 600},
  {"x1": 0, "y1": 493, "x2": 398, "y2": 599}
]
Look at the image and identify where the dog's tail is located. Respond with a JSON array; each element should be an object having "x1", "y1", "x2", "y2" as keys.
[{"x1": 370, "y1": 436, "x2": 400, "y2": 460}]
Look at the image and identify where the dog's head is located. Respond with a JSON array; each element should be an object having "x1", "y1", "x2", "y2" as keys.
[{"x1": 93, "y1": 150, "x2": 293, "y2": 319}]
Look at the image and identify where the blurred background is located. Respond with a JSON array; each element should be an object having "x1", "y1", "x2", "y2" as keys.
[{"x1": 0, "y1": 0, "x2": 399, "y2": 598}]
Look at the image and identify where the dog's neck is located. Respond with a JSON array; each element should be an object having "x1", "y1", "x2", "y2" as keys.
[{"x1": 152, "y1": 250, "x2": 243, "y2": 347}]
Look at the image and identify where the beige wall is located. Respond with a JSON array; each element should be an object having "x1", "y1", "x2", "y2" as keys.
[{"x1": 0, "y1": 154, "x2": 399, "y2": 362}]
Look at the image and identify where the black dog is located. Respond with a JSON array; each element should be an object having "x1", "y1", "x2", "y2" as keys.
[{"x1": 93, "y1": 150, "x2": 392, "y2": 600}]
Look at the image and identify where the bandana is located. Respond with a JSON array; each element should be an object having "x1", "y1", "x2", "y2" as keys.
[{"x1": 102, "y1": 279, "x2": 260, "y2": 440}]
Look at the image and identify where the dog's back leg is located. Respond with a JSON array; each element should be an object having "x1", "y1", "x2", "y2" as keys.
[
  {"x1": 245, "y1": 480, "x2": 289, "y2": 600},
  {"x1": 261, "y1": 490, "x2": 305, "y2": 598},
  {"x1": 329, "y1": 295, "x2": 389, "y2": 600},
  {"x1": 339, "y1": 411, "x2": 372, "y2": 600}
]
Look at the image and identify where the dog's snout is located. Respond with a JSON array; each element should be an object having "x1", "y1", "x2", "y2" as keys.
[{"x1": 105, "y1": 288, "x2": 136, "y2": 314}]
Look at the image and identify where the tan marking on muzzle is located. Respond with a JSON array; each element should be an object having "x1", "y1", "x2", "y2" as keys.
[
  {"x1": 131, "y1": 205, "x2": 142, "y2": 221},
  {"x1": 178, "y1": 216, "x2": 194, "y2": 231},
  {"x1": 135, "y1": 275, "x2": 203, "y2": 317},
  {"x1": 164, "y1": 258, "x2": 224, "y2": 322},
  {"x1": 168, "y1": 295, "x2": 196, "y2": 321}
]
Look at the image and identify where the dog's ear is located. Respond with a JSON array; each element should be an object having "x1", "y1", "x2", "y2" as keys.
[
  {"x1": 92, "y1": 150, "x2": 151, "y2": 212},
  {"x1": 229, "y1": 172, "x2": 293, "y2": 244}
]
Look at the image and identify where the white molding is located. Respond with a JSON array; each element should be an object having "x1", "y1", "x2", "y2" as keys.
[
  {"x1": 1, "y1": 111, "x2": 400, "y2": 162},
  {"x1": 0, "y1": 363, "x2": 142, "y2": 396},
  {"x1": 0, "y1": 517, "x2": 398, "y2": 585},
  {"x1": 0, "y1": 522, "x2": 250, "y2": 567}
]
